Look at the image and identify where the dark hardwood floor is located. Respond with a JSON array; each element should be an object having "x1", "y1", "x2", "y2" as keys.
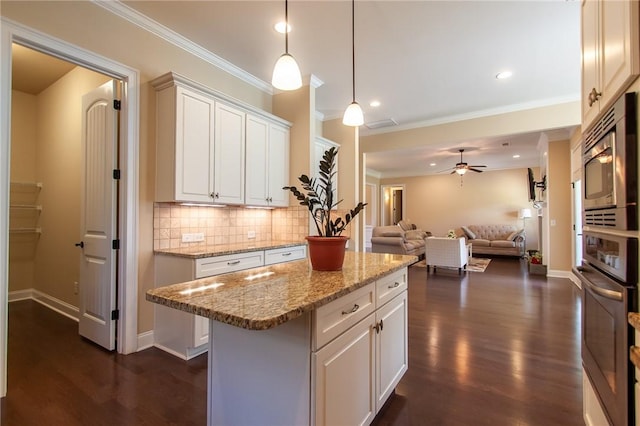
[
  {"x1": 374, "y1": 257, "x2": 583, "y2": 426},
  {"x1": 2, "y1": 257, "x2": 582, "y2": 425}
]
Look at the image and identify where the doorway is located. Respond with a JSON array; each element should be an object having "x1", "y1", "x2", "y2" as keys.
[
  {"x1": 380, "y1": 184, "x2": 405, "y2": 226},
  {"x1": 1, "y1": 19, "x2": 140, "y2": 396}
]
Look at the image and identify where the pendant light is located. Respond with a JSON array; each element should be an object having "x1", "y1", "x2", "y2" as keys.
[
  {"x1": 343, "y1": 0, "x2": 364, "y2": 126},
  {"x1": 272, "y1": 0, "x2": 302, "y2": 91}
]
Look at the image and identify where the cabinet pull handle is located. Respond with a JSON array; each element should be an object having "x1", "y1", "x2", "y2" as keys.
[
  {"x1": 75, "y1": 241, "x2": 84, "y2": 248},
  {"x1": 380, "y1": 318, "x2": 384, "y2": 331},
  {"x1": 341, "y1": 304, "x2": 359, "y2": 315},
  {"x1": 227, "y1": 260, "x2": 241, "y2": 265},
  {"x1": 374, "y1": 320, "x2": 384, "y2": 334},
  {"x1": 388, "y1": 282, "x2": 400, "y2": 289},
  {"x1": 282, "y1": 252, "x2": 292, "y2": 256}
]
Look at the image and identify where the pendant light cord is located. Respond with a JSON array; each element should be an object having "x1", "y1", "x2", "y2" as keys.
[
  {"x1": 351, "y1": 0, "x2": 356, "y2": 103},
  {"x1": 285, "y1": 0, "x2": 289, "y2": 54}
]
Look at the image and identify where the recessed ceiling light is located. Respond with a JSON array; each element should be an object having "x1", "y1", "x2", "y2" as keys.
[
  {"x1": 370, "y1": 100, "x2": 381, "y2": 107},
  {"x1": 430, "y1": 163, "x2": 436, "y2": 167},
  {"x1": 496, "y1": 71, "x2": 513, "y2": 80},
  {"x1": 274, "y1": 22, "x2": 291, "y2": 34},
  {"x1": 513, "y1": 154, "x2": 520, "y2": 158}
]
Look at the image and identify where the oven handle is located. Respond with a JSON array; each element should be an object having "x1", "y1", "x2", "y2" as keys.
[{"x1": 577, "y1": 266, "x2": 623, "y2": 301}]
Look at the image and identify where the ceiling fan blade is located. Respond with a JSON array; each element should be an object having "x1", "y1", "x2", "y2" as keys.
[
  {"x1": 450, "y1": 170, "x2": 457, "y2": 174},
  {"x1": 469, "y1": 165, "x2": 487, "y2": 168},
  {"x1": 469, "y1": 168, "x2": 484, "y2": 173}
]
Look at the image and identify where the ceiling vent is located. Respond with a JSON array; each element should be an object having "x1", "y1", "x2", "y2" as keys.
[{"x1": 365, "y1": 118, "x2": 398, "y2": 130}]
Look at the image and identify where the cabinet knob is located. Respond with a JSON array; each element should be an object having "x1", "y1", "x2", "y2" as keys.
[
  {"x1": 75, "y1": 241, "x2": 84, "y2": 248},
  {"x1": 588, "y1": 87, "x2": 602, "y2": 107}
]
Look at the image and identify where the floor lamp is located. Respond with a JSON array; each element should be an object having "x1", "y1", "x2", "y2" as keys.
[{"x1": 519, "y1": 208, "x2": 532, "y2": 253}]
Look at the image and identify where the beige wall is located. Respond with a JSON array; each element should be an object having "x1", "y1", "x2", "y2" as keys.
[
  {"x1": 381, "y1": 168, "x2": 540, "y2": 251},
  {"x1": 34, "y1": 67, "x2": 109, "y2": 306},
  {"x1": 547, "y1": 140, "x2": 572, "y2": 272},
  {"x1": 2, "y1": 1, "x2": 274, "y2": 333},
  {"x1": 9, "y1": 90, "x2": 38, "y2": 291}
]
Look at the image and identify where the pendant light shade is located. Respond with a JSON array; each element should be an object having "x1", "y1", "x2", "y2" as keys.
[
  {"x1": 272, "y1": 0, "x2": 302, "y2": 91},
  {"x1": 272, "y1": 53, "x2": 302, "y2": 90},
  {"x1": 343, "y1": 101, "x2": 364, "y2": 126},
  {"x1": 343, "y1": 0, "x2": 363, "y2": 126}
]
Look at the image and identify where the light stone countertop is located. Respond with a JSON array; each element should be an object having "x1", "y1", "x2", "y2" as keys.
[
  {"x1": 155, "y1": 240, "x2": 305, "y2": 259},
  {"x1": 146, "y1": 252, "x2": 417, "y2": 330}
]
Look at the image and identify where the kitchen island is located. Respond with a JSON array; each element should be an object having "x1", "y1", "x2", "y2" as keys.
[{"x1": 147, "y1": 251, "x2": 416, "y2": 425}]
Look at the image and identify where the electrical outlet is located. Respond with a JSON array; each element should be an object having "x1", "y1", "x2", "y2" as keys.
[
  {"x1": 73, "y1": 281, "x2": 79, "y2": 294},
  {"x1": 247, "y1": 230, "x2": 256, "y2": 239},
  {"x1": 182, "y1": 233, "x2": 205, "y2": 243}
]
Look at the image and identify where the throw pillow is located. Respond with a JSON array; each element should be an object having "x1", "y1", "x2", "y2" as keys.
[
  {"x1": 461, "y1": 226, "x2": 476, "y2": 239},
  {"x1": 508, "y1": 229, "x2": 524, "y2": 241}
]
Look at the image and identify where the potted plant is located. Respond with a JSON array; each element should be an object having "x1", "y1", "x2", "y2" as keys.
[{"x1": 284, "y1": 147, "x2": 367, "y2": 271}]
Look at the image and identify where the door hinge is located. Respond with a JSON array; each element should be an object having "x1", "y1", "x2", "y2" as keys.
[
  {"x1": 113, "y1": 99, "x2": 121, "y2": 110},
  {"x1": 112, "y1": 239, "x2": 120, "y2": 250},
  {"x1": 111, "y1": 309, "x2": 119, "y2": 320},
  {"x1": 113, "y1": 169, "x2": 121, "y2": 180}
]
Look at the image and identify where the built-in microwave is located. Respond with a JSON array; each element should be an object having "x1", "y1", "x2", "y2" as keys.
[{"x1": 583, "y1": 92, "x2": 637, "y2": 230}]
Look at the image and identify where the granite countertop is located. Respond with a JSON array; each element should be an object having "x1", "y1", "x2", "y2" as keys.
[
  {"x1": 155, "y1": 240, "x2": 305, "y2": 259},
  {"x1": 146, "y1": 252, "x2": 416, "y2": 330},
  {"x1": 629, "y1": 313, "x2": 640, "y2": 369}
]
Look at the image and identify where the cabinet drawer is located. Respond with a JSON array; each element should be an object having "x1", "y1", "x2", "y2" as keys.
[
  {"x1": 376, "y1": 268, "x2": 407, "y2": 308},
  {"x1": 195, "y1": 251, "x2": 264, "y2": 278},
  {"x1": 264, "y1": 245, "x2": 307, "y2": 265},
  {"x1": 313, "y1": 283, "x2": 375, "y2": 350}
]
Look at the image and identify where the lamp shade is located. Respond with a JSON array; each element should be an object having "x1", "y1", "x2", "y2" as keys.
[
  {"x1": 519, "y1": 208, "x2": 532, "y2": 219},
  {"x1": 342, "y1": 101, "x2": 364, "y2": 126},
  {"x1": 272, "y1": 53, "x2": 302, "y2": 90}
]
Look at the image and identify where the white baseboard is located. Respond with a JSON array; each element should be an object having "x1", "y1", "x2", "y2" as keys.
[
  {"x1": 9, "y1": 288, "x2": 79, "y2": 322},
  {"x1": 8, "y1": 289, "x2": 34, "y2": 302},
  {"x1": 153, "y1": 343, "x2": 189, "y2": 360},
  {"x1": 547, "y1": 269, "x2": 572, "y2": 279},
  {"x1": 137, "y1": 330, "x2": 154, "y2": 351}
]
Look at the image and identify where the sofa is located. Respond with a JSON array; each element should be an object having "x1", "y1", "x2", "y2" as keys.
[
  {"x1": 458, "y1": 225, "x2": 525, "y2": 257},
  {"x1": 371, "y1": 220, "x2": 430, "y2": 258}
]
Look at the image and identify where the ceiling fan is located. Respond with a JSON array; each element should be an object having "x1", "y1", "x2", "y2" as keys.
[{"x1": 442, "y1": 149, "x2": 487, "y2": 175}]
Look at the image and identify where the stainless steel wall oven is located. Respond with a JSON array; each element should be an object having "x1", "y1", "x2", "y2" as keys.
[
  {"x1": 578, "y1": 230, "x2": 638, "y2": 426},
  {"x1": 583, "y1": 92, "x2": 637, "y2": 230}
]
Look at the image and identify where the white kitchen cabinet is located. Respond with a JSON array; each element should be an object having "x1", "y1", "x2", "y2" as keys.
[
  {"x1": 151, "y1": 72, "x2": 291, "y2": 206},
  {"x1": 155, "y1": 85, "x2": 215, "y2": 203},
  {"x1": 314, "y1": 313, "x2": 376, "y2": 426},
  {"x1": 375, "y1": 291, "x2": 408, "y2": 411},
  {"x1": 581, "y1": 0, "x2": 639, "y2": 130},
  {"x1": 312, "y1": 271, "x2": 408, "y2": 425},
  {"x1": 264, "y1": 245, "x2": 306, "y2": 266},
  {"x1": 213, "y1": 103, "x2": 245, "y2": 204},
  {"x1": 154, "y1": 245, "x2": 305, "y2": 359},
  {"x1": 245, "y1": 115, "x2": 290, "y2": 207}
]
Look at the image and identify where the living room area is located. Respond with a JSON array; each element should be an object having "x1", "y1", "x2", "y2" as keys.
[{"x1": 364, "y1": 144, "x2": 576, "y2": 280}]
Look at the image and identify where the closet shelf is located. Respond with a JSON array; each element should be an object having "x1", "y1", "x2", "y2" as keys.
[
  {"x1": 10, "y1": 204, "x2": 42, "y2": 211},
  {"x1": 10, "y1": 181, "x2": 43, "y2": 192},
  {"x1": 9, "y1": 228, "x2": 41, "y2": 234}
]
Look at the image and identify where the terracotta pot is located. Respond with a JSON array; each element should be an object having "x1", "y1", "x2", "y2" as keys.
[{"x1": 305, "y1": 236, "x2": 348, "y2": 271}]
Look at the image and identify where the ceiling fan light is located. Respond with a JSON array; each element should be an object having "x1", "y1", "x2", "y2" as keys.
[
  {"x1": 272, "y1": 53, "x2": 302, "y2": 90},
  {"x1": 455, "y1": 168, "x2": 467, "y2": 175},
  {"x1": 343, "y1": 101, "x2": 364, "y2": 126}
]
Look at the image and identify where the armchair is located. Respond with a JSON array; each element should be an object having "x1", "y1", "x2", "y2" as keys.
[{"x1": 425, "y1": 237, "x2": 469, "y2": 275}]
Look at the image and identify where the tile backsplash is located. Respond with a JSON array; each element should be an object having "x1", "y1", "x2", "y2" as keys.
[{"x1": 153, "y1": 203, "x2": 308, "y2": 250}]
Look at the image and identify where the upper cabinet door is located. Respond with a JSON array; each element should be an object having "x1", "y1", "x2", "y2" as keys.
[
  {"x1": 155, "y1": 85, "x2": 216, "y2": 203},
  {"x1": 245, "y1": 115, "x2": 270, "y2": 206},
  {"x1": 267, "y1": 123, "x2": 290, "y2": 207},
  {"x1": 581, "y1": 0, "x2": 639, "y2": 130},
  {"x1": 214, "y1": 103, "x2": 246, "y2": 205}
]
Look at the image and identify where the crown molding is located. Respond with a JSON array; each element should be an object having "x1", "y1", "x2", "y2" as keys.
[{"x1": 92, "y1": 0, "x2": 273, "y2": 94}]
